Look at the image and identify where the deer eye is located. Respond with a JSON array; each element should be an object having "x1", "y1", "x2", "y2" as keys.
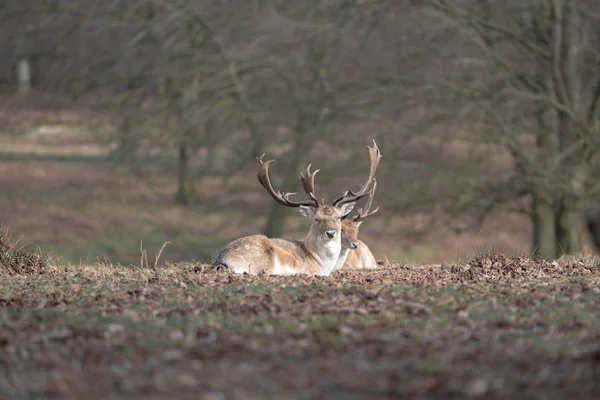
[{"x1": 314, "y1": 218, "x2": 319, "y2": 222}]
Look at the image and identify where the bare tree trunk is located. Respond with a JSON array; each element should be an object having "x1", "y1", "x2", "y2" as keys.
[
  {"x1": 585, "y1": 209, "x2": 600, "y2": 251},
  {"x1": 112, "y1": 114, "x2": 139, "y2": 162},
  {"x1": 552, "y1": 1, "x2": 585, "y2": 256},
  {"x1": 553, "y1": 112, "x2": 585, "y2": 256},
  {"x1": 555, "y1": 196, "x2": 583, "y2": 256},
  {"x1": 531, "y1": 195, "x2": 557, "y2": 260},
  {"x1": 175, "y1": 129, "x2": 193, "y2": 205},
  {"x1": 17, "y1": 58, "x2": 31, "y2": 94}
]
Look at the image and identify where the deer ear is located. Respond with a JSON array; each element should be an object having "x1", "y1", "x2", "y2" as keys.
[
  {"x1": 338, "y1": 202, "x2": 355, "y2": 217},
  {"x1": 298, "y1": 205, "x2": 316, "y2": 218},
  {"x1": 356, "y1": 221, "x2": 362, "y2": 227}
]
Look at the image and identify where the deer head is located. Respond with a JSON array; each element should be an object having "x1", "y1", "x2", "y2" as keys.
[
  {"x1": 341, "y1": 178, "x2": 380, "y2": 250},
  {"x1": 256, "y1": 154, "x2": 373, "y2": 244}
]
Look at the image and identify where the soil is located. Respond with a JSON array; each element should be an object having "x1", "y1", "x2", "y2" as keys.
[{"x1": 1, "y1": 254, "x2": 599, "y2": 399}]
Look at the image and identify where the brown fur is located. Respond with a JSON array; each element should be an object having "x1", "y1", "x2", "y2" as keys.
[
  {"x1": 342, "y1": 241, "x2": 378, "y2": 270},
  {"x1": 319, "y1": 206, "x2": 335, "y2": 216},
  {"x1": 211, "y1": 203, "x2": 355, "y2": 276},
  {"x1": 340, "y1": 219, "x2": 360, "y2": 250}
]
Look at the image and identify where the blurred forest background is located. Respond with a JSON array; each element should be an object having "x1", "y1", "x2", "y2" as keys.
[{"x1": 2, "y1": 0, "x2": 600, "y2": 266}]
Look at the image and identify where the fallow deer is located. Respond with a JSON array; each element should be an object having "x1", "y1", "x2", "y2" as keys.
[
  {"x1": 332, "y1": 140, "x2": 382, "y2": 271},
  {"x1": 211, "y1": 152, "x2": 376, "y2": 276},
  {"x1": 338, "y1": 178, "x2": 380, "y2": 270},
  {"x1": 295, "y1": 139, "x2": 382, "y2": 271}
]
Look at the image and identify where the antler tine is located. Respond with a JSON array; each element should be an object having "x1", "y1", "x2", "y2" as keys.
[
  {"x1": 332, "y1": 139, "x2": 382, "y2": 206},
  {"x1": 300, "y1": 164, "x2": 323, "y2": 207},
  {"x1": 352, "y1": 178, "x2": 379, "y2": 222},
  {"x1": 331, "y1": 186, "x2": 373, "y2": 207},
  {"x1": 256, "y1": 154, "x2": 319, "y2": 208},
  {"x1": 359, "y1": 139, "x2": 382, "y2": 197}
]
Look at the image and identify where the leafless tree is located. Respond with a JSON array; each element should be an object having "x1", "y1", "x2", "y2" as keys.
[{"x1": 429, "y1": 0, "x2": 600, "y2": 258}]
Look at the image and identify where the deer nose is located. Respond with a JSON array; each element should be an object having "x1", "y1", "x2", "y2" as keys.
[
  {"x1": 325, "y1": 230, "x2": 336, "y2": 239},
  {"x1": 351, "y1": 242, "x2": 359, "y2": 249}
]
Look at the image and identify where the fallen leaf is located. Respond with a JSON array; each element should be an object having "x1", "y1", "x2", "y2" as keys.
[{"x1": 464, "y1": 378, "x2": 488, "y2": 398}]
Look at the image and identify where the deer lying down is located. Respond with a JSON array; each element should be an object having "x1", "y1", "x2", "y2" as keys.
[
  {"x1": 331, "y1": 140, "x2": 382, "y2": 271},
  {"x1": 337, "y1": 179, "x2": 380, "y2": 271},
  {"x1": 211, "y1": 149, "x2": 378, "y2": 276}
]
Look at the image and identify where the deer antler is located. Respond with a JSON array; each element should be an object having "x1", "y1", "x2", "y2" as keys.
[
  {"x1": 300, "y1": 164, "x2": 323, "y2": 206},
  {"x1": 331, "y1": 187, "x2": 372, "y2": 207},
  {"x1": 333, "y1": 139, "x2": 382, "y2": 207},
  {"x1": 256, "y1": 154, "x2": 320, "y2": 208},
  {"x1": 352, "y1": 178, "x2": 379, "y2": 222}
]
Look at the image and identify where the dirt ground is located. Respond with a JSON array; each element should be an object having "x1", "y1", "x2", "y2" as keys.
[{"x1": 1, "y1": 254, "x2": 600, "y2": 399}]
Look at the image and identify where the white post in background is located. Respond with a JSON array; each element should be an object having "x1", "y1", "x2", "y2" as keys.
[{"x1": 17, "y1": 58, "x2": 31, "y2": 94}]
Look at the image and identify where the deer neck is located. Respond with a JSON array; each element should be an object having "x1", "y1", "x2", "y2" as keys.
[
  {"x1": 333, "y1": 248, "x2": 351, "y2": 272},
  {"x1": 304, "y1": 230, "x2": 341, "y2": 276}
]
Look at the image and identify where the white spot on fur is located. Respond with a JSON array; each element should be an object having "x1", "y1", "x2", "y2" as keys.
[
  {"x1": 361, "y1": 249, "x2": 377, "y2": 269},
  {"x1": 333, "y1": 248, "x2": 350, "y2": 272},
  {"x1": 230, "y1": 264, "x2": 251, "y2": 274},
  {"x1": 271, "y1": 255, "x2": 298, "y2": 275}
]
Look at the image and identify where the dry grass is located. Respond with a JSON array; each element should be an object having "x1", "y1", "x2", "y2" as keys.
[
  {"x1": 0, "y1": 226, "x2": 55, "y2": 275},
  {"x1": 1, "y1": 252, "x2": 600, "y2": 399}
]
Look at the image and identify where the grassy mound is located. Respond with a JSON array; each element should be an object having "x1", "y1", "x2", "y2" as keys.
[{"x1": 0, "y1": 226, "x2": 54, "y2": 274}]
